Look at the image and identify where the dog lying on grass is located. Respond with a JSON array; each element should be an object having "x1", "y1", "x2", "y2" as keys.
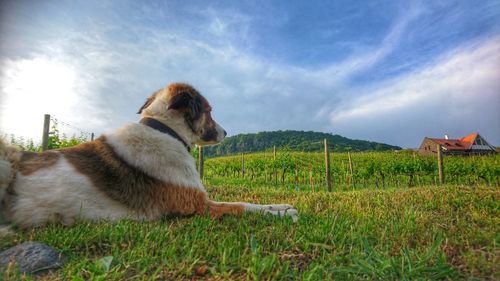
[{"x1": 0, "y1": 83, "x2": 298, "y2": 229}]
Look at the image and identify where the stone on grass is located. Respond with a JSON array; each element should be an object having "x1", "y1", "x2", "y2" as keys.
[{"x1": 0, "y1": 241, "x2": 64, "y2": 275}]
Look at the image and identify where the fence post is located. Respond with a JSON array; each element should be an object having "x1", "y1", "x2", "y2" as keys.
[
  {"x1": 198, "y1": 146, "x2": 204, "y2": 180},
  {"x1": 273, "y1": 146, "x2": 277, "y2": 186},
  {"x1": 91, "y1": 133, "x2": 95, "y2": 141},
  {"x1": 42, "y1": 114, "x2": 50, "y2": 151},
  {"x1": 324, "y1": 139, "x2": 332, "y2": 191},
  {"x1": 348, "y1": 151, "x2": 355, "y2": 188},
  {"x1": 437, "y1": 144, "x2": 444, "y2": 185}
]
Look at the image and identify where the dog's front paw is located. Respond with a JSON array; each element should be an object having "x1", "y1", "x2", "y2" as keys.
[{"x1": 262, "y1": 204, "x2": 299, "y2": 222}]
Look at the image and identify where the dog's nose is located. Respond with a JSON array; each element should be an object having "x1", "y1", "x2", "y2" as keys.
[{"x1": 223, "y1": 130, "x2": 227, "y2": 137}]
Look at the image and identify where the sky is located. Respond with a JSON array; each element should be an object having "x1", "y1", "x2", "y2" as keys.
[{"x1": 0, "y1": 0, "x2": 499, "y2": 148}]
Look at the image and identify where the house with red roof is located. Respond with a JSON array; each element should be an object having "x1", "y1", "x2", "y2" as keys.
[{"x1": 418, "y1": 133, "x2": 496, "y2": 156}]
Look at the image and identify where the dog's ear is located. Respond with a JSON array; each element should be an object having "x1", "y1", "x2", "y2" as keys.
[
  {"x1": 137, "y1": 93, "x2": 157, "y2": 114},
  {"x1": 168, "y1": 91, "x2": 203, "y2": 120},
  {"x1": 168, "y1": 92, "x2": 193, "y2": 110}
]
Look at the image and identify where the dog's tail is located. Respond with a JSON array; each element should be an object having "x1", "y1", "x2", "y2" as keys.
[
  {"x1": 0, "y1": 139, "x2": 19, "y2": 231},
  {"x1": 0, "y1": 138, "x2": 20, "y2": 198}
]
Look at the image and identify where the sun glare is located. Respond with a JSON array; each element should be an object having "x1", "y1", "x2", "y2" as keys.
[{"x1": 1, "y1": 58, "x2": 79, "y2": 142}]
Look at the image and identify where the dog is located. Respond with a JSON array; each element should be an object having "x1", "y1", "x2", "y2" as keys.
[{"x1": 0, "y1": 83, "x2": 298, "y2": 229}]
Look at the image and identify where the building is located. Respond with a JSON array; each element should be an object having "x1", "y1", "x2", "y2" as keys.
[{"x1": 418, "y1": 132, "x2": 496, "y2": 156}]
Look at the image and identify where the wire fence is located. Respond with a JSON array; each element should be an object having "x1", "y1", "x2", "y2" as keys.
[
  {"x1": 49, "y1": 115, "x2": 94, "y2": 141},
  {"x1": 3, "y1": 114, "x2": 94, "y2": 151}
]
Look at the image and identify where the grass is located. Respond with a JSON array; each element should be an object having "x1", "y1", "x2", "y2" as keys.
[{"x1": 1, "y1": 184, "x2": 498, "y2": 280}]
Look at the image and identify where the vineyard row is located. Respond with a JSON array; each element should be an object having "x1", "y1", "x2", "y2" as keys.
[{"x1": 201, "y1": 150, "x2": 499, "y2": 190}]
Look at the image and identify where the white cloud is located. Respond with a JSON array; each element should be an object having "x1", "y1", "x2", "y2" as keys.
[
  {"x1": 328, "y1": 36, "x2": 500, "y2": 147},
  {"x1": 0, "y1": 56, "x2": 108, "y2": 141},
  {"x1": 0, "y1": 1, "x2": 498, "y2": 149}
]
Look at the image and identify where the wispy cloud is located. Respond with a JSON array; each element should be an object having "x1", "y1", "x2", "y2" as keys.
[
  {"x1": 315, "y1": 1, "x2": 425, "y2": 86},
  {"x1": 0, "y1": 0, "x2": 498, "y2": 147},
  {"x1": 328, "y1": 36, "x2": 500, "y2": 146}
]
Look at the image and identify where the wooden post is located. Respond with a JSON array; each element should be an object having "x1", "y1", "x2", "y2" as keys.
[
  {"x1": 437, "y1": 144, "x2": 444, "y2": 185},
  {"x1": 241, "y1": 153, "x2": 245, "y2": 178},
  {"x1": 324, "y1": 139, "x2": 332, "y2": 191},
  {"x1": 273, "y1": 146, "x2": 277, "y2": 186},
  {"x1": 91, "y1": 133, "x2": 95, "y2": 141},
  {"x1": 42, "y1": 114, "x2": 50, "y2": 151},
  {"x1": 198, "y1": 146, "x2": 204, "y2": 180},
  {"x1": 348, "y1": 151, "x2": 354, "y2": 188}
]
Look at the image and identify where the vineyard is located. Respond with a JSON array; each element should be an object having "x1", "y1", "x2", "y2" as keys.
[{"x1": 203, "y1": 149, "x2": 500, "y2": 190}]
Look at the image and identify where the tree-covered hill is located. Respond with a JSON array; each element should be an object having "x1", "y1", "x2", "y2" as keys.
[{"x1": 203, "y1": 130, "x2": 401, "y2": 157}]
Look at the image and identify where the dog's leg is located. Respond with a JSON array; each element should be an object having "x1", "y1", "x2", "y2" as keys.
[{"x1": 207, "y1": 201, "x2": 298, "y2": 222}]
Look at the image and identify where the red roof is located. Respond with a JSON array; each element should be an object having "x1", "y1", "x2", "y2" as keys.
[
  {"x1": 460, "y1": 132, "x2": 478, "y2": 144},
  {"x1": 429, "y1": 132, "x2": 477, "y2": 151}
]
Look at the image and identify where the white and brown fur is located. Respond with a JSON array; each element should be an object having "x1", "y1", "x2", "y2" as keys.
[{"x1": 0, "y1": 83, "x2": 297, "y2": 229}]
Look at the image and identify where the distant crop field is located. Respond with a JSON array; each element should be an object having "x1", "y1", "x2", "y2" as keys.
[
  {"x1": 203, "y1": 151, "x2": 499, "y2": 190},
  {"x1": 2, "y1": 184, "x2": 499, "y2": 280}
]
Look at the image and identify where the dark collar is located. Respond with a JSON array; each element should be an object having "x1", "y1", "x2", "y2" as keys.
[{"x1": 140, "y1": 117, "x2": 191, "y2": 152}]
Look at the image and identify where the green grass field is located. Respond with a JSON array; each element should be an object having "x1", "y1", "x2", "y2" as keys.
[{"x1": 2, "y1": 183, "x2": 498, "y2": 280}]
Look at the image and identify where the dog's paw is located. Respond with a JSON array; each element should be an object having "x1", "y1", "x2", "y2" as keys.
[
  {"x1": 262, "y1": 204, "x2": 299, "y2": 222},
  {"x1": 243, "y1": 203, "x2": 299, "y2": 222}
]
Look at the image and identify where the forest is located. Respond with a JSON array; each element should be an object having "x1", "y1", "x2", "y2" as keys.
[{"x1": 203, "y1": 130, "x2": 402, "y2": 156}]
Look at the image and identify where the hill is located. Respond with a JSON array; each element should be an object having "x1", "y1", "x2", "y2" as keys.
[{"x1": 203, "y1": 130, "x2": 401, "y2": 157}]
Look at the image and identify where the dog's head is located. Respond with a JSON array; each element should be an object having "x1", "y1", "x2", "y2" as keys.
[{"x1": 137, "y1": 83, "x2": 226, "y2": 146}]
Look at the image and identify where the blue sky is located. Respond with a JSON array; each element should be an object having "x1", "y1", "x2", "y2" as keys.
[{"x1": 1, "y1": 0, "x2": 499, "y2": 148}]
